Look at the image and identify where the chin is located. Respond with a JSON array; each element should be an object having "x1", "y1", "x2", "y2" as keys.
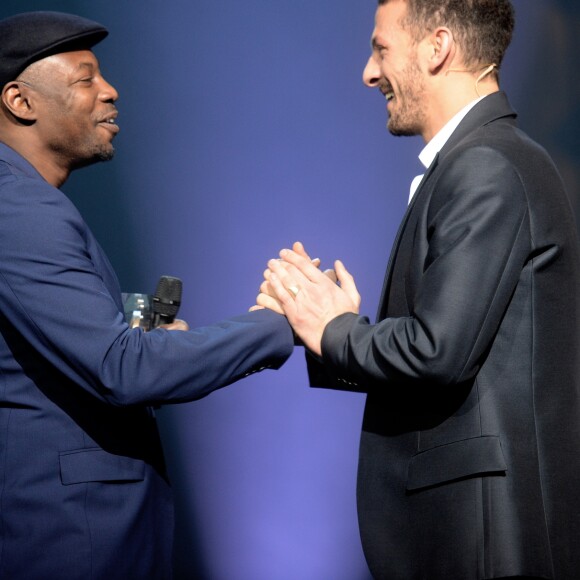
[
  {"x1": 71, "y1": 148, "x2": 115, "y2": 171},
  {"x1": 97, "y1": 148, "x2": 116, "y2": 162},
  {"x1": 92, "y1": 143, "x2": 116, "y2": 163},
  {"x1": 388, "y1": 116, "x2": 421, "y2": 137},
  {"x1": 388, "y1": 123, "x2": 416, "y2": 137}
]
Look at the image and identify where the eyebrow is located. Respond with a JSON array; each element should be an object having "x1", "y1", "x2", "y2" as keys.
[{"x1": 74, "y1": 62, "x2": 96, "y2": 73}]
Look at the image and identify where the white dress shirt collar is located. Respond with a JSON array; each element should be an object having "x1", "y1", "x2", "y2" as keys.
[
  {"x1": 409, "y1": 95, "x2": 486, "y2": 202},
  {"x1": 419, "y1": 96, "x2": 486, "y2": 169}
]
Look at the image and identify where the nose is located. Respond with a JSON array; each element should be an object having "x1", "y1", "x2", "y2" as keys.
[
  {"x1": 363, "y1": 56, "x2": 380, "y2": 88},
  {"x1": 99, "y1": 76, "x2": 119, "y2": 102}
]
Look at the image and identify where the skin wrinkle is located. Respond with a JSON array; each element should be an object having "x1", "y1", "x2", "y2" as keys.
[{"x1": 2, "y1": 51, "x2": 119, "y2": 187}]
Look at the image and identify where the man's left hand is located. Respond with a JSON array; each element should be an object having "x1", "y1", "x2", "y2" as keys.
[{"x1": 257, "y1": 244, "x2": 360, "y2": 356}]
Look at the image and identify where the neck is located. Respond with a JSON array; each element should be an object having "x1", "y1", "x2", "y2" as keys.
[
  {"x1": 421, "y1": 76, "x2": 499, "y2": 143},
  {"x1": 0, "y1": 135, "x2": 70, "y2": 187},
  {"x1": 23, "y1": 151, "x2": 70, "y2": 188}
]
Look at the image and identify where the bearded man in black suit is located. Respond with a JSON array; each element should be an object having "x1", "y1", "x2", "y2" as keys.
[{"x1": 259, "y1": 1, "x2": 580, "y2": 578}]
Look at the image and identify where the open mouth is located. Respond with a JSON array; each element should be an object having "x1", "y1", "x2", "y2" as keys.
[
  {"x1": 381, "y1": 82, "x2": 395, "y2": 102},
  {"x1": 98, "y1": 111, "x2": 118, "y2": 125},
  {"x1": 98, "y1": 118, "x2": 119, "y2": 135},
  {"x1": 98, "y1": 113, "x2": 119, "y2": 133}
]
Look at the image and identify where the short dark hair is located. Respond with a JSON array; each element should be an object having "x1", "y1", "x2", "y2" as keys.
[{"x1": 379, "y1": 0, "x2": 515, "y2": 70}]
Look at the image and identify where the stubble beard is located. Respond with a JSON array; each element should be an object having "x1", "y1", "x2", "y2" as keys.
[
  {"x1": 69, "y1": 144, "x2": 116, "y2": 171},
  {"x1": 95, "y1": 145, "x2": 115, "y2": 163},
  {"x1": 387, "y1": 62, "x2": 427, "y2": 137}
]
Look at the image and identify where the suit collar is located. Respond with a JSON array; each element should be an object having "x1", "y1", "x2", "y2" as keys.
[
  {"x1": 418, "y1": 96, "x2": 486, "y2": 170},
  {"x1": 0, "y1": 142, "x2": 47, "y2": 183},
  {"x1": 410, "y1": 92, "x2": 517, "y2": 200},
  {"x1": 375, "y1": 92, "x2": 518, "y2": 322},
  {"x1": 436, "y1": 91, "x2": 517, "y2": 162}
]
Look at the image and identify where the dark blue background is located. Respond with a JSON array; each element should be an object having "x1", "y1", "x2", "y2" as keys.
[{"x1": 1, "y1": 1, "x2": 578, "y2": 578}]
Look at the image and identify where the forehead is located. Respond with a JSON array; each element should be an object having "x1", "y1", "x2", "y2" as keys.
[
  {"x1": 26, "y1": 49, "x2": 98, "y2": 79},
  {"x1": 371, "y1": 1, "x2": 410, "y2": 45}
]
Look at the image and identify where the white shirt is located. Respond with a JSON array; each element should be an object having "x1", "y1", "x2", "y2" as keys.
[{"x1": 409, "y1": 96, "x2": 486, "y2": 202}]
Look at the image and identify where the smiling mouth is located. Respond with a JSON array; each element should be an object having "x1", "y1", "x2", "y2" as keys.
[
  {"x1": 98, "y1": 111, "x2": 118, "y2": 126},
  {"x1": 98, "y1": 117, "x2": 119, "y2": 135},
  {"x1": 380, "y1": 81, "x2": 395, "y2": 102}
]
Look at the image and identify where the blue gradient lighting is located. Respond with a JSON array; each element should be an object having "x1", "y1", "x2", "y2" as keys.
[{"x1": 1, "y1": 0, "x2": 577, "y2": 578}]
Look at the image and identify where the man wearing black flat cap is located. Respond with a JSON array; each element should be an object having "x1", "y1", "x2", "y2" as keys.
[{"x1": 0, "y1": 11, "x2": 294, "y2": 579}]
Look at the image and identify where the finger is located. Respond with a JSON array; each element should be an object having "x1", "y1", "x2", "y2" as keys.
[
  {"x1": 248, "y1": 305, "x2": 264, "y2": 312},
  {"x1": 293, "y1": 241, "x2": 306, "y2": 252},
  {"x1": 255, "y1": 293, "x2": 285, "y2": 315},
  {"x1": 261, "y1": 279, "x2": 288, "y2": 301},
  {"x1": 267, "y1": 259, "x2": 309, "y2": 301},
  {"x1": 268, "y1": 258, "x2": 299, "y2": 286},
  {"x1": 335, "y1": 260, "x2": 361, "y2": 310},
  {"x1": 264, "y1": 260, "x2": 288, "y2": 281},
  {"x1": 260, "y1": 279, "x2": 276, "y2": 297},
  {"x1": 268, "y1": 272, "x2": 298, "y2": 314},
  {"x1": 279, "y1": 249, "x2": 326, "y2": 282},
  {"x1": 292, "y1": 241, "x2": 309, "y2": 259},
  {"x1": 266, "y1": 259, "x2": 291, "y2": 274},
  {"x1": 323, "y1": 268, "x2": 338, "y2": 284},
  {"x1": 159, "y1": 319, "x2": 189, "y2": 331},
  {"x1": 292, "y1": 242, "x2": 322, "y2": 268}
]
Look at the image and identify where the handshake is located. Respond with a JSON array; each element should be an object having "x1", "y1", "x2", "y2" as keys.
[{"x1": 253, "y1": 241, "x2": 361, "y2": 357}]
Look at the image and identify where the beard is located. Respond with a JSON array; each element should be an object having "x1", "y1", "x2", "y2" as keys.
[
  {"x1": 68, "y1": 142, "x2": 116, "y2": 171},
  {"x1": 94, "y1": 145, "x2": 116, "y2": 163},
  {"x1": 387, "y1": 61, "x2": 428, "y2": 137}
]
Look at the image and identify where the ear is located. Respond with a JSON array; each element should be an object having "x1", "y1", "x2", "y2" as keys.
[
  {"x1": 425, "y1": 27, "x2": 454, "y2": 74},
  {"x1": 1, "y1": 81, "x2": 37, "y2": 122}
]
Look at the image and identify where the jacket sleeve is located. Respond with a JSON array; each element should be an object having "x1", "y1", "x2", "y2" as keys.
[
  {"x1": 316, "y1": 146, "x2": 532, "y2": 389},
  {"x1": 0, "y1": 177, "x2": 294, "y2": 406}
]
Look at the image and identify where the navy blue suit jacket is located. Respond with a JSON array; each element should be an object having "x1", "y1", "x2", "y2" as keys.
[
  {"x1": 309, "y1": 93, "x2": 580, "y2": 579},
  {"x1": 0, "y1": 143, "x2": 294, "y2": 579}
]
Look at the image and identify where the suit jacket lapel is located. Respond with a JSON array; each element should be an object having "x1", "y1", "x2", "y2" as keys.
[
  {"x1": 375, "y1": 155, "x2": 440, "y2": 321},
  {"x1": 374, "y1": 91, "x2": 517, "y2": 323}
]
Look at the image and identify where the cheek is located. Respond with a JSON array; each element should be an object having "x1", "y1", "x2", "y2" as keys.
[
  {"x1": 379, "y1": 62, "x2": 390, "y2": 79},
  {"x1": 381, "y1": 59, "x2": 402, "y2": 86}
]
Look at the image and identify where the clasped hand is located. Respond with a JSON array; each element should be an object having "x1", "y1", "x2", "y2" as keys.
[{"x1": 254, "y1": 242, "x2": 361, "y2": 356}]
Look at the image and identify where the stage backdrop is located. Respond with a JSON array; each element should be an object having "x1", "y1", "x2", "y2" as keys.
[{"x1": 1, "y1": 1, "x2": 578, "y2": 578}]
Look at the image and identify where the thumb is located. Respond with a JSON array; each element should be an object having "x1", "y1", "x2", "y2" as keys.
[
  {"x1": 159, "y1": 318, "x2": 190, "y2": 331},
  {"x1": 335, "y1": 260, "x2": 361, "y2": 311}
]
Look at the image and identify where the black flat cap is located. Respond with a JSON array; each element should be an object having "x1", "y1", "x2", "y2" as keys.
[{"x1": 0, "y1": 11, "x2": 108, "y2": 89}]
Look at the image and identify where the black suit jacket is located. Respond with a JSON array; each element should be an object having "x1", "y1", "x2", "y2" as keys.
[{"x1": 309, "y1": 92, "x2": 580, "y2": 579}]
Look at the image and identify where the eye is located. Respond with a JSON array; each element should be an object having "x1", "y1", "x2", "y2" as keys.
[{"x1": 372, "y1": 42, "x2": 389, "y2": 60}]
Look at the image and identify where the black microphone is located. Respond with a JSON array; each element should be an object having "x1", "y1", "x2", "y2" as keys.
[{"x1": 151, "y1": 275, "x2": 182, "y2": 328}]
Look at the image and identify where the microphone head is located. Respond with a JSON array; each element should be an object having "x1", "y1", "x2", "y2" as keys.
[{"x1": 152, "y1": 275, "x2": 182, "y2": 320}]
